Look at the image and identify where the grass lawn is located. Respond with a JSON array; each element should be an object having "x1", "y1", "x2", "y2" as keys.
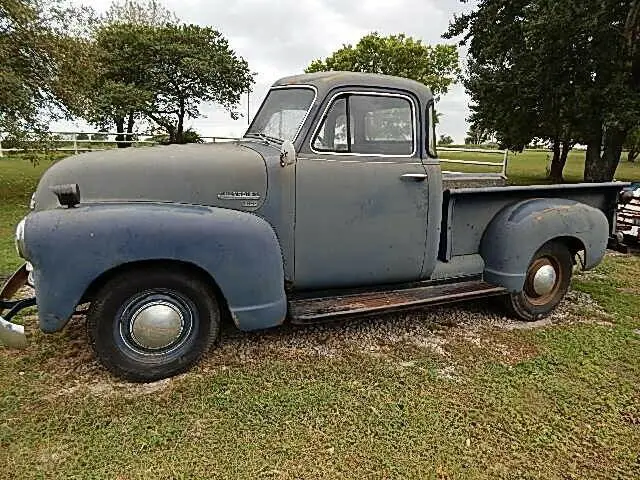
[
  {"x1": 1, "y1": 152, "x2": 639, "y2": 478},
  {"x1": 441, "y1": 149, "x2": 640, "y2": 185},
  {"x1": 0, "y1": 155, "x2": 63, "y2": 276}
]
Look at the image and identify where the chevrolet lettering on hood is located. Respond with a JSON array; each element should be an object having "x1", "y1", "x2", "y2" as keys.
[{"x1": 216, "y1": 191, "x2": 262, "y2": 201}]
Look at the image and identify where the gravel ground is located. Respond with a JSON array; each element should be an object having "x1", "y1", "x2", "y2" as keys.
[{"x1": 3, "y1": 282, "x2": 613, "y2": 398}]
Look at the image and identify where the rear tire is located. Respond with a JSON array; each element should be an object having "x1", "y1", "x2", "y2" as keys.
[
  {"x1": 87, "y1": 267, "x2": 220, "y2": 382},
  {"x1": 505, "y1": 241, "x2": 573, "y2": 322}
]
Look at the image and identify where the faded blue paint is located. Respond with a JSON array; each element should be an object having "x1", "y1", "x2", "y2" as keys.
[
  {"x1": 23, "y1": 203, "x2": 286, "y2": 333},
  {"x1": 12, "y1": 72, "x2": 629, "y2": 338},
  {"x1": 479, "y1": 198, "x2": 610, "y2": 292}
]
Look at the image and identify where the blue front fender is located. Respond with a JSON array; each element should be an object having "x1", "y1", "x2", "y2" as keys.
[{"x1": 23, "y1": 203, "x2": 287, "y2": 333}]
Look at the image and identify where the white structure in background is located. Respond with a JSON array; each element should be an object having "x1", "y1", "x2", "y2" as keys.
[{"x1": 0, "y1": 131, "x2": 239, "y2": 157}]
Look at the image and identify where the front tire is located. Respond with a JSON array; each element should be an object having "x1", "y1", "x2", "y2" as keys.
[
  {"x1": 87, "y1": 267, "x2": 220, "y2": 382},
  {"x1": 505, "y1": 241, "x2": 573, "y2": 322}
]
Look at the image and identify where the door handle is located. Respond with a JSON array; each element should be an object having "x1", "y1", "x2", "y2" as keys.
[{"x1": 401, "y1": 173, "x2": 428, "y2": 182}]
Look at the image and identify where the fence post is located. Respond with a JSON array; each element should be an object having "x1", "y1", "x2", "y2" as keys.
[
  {"x1": 72, "y1": 133, "x2": 78, "y2": 154},
  {"x1": 502, "y1": 149, "x2": 509, "y2": 177}
]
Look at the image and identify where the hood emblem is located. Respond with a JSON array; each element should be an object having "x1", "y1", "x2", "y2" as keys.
[{"x1": 217, "y1": 191, "x2": 261, "y2": 201}]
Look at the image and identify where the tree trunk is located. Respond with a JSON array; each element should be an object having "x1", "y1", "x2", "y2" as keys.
[
  {"x1": 558, "y1": 140, "x2": 571, "y2": 182},
  {"x1": 584, "y1": 125, "x2": 604, "y2": 182},
  {"x1": 115, "y1": 117, "x2": 126, "y2": 149},
  {"x1": 121, "y1": 111, "x2": 135, "y2": 148},
  {"x1": 602, "y1": 126, "x2": 628, "y2": 181},
  {"x1": 549, "y1": 138, "x2": 564, "y2": 183},
  {"x1": 175, "y1": 99, "x2": 185, "y2": 144},
  {"x1": 167, "y1": 125, "x2": 177, "y2": 144},
  {"x1": 629, "y1": 150, "x2": 638, "y2": 162}
]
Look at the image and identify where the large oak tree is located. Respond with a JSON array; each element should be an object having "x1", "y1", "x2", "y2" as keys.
[{"x1": 446, "y1": 0, "x2": 640, "y2": 183}]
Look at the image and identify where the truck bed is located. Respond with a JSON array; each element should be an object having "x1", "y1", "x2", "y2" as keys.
[{"x1": 439, "y1": 182, "x2": 625, "y2": 260}]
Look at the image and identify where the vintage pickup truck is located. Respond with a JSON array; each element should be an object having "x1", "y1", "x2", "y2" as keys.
[{"x1": 1, "y1": 72, "x2": 627, "y2": 381}]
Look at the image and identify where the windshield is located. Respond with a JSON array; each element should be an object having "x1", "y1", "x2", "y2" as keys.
[{"x1": 245, "y1": 87, "x2": 315, "y2": 143}]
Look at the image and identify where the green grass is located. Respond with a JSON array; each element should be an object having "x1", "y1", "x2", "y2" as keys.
[
  {"x1": 1, "y1": 151, "x2": 640, "y2": 478},
  {"x1": 0, "y1": 155, "x2": 64, "y2": 276}
]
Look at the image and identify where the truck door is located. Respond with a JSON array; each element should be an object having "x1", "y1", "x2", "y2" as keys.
[{"x1": 294, "y1": 90, "x2": 429, "y2": 289}]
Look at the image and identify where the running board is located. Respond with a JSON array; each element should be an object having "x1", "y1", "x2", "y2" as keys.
[{"x1": 288, "y1": 280, "x2": 506, "y2": 324}]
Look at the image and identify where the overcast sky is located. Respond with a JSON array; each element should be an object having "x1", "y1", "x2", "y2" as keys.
[{"x1": 60, "y1": 0, "x2": 474, "y2": 142}]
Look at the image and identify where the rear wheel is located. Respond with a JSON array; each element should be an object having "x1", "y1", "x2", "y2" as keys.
[
  {"x1": 87, "y1": 267, "x2": 220, "y2": 382},
  {"x1": 505, "y1": 241, "x2": 573, "y2": 322}
]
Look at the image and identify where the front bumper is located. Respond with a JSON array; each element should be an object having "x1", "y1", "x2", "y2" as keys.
[{"x1": 0, "y1": 264, "x2": 34, "y2": 348}]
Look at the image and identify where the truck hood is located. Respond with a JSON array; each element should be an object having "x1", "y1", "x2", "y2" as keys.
[{"x1": 33, "y1": 142, "x2": 268, "y2": 212}]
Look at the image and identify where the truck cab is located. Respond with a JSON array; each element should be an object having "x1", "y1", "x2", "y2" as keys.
[
  {"x1": 1, "y1": 72, "x2": 626, "y2": 382},
  {"x1": 249, "y1": 73, "x2": 442, "y2": 289}
]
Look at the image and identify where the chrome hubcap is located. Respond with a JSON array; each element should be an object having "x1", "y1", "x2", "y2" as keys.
[
  {"x1": 532, "y1": 264, "x2": 557, "y2": 296},
  {"x1": 130, "y1": 301, "x2": 184, "y2": 350},
  {"x1": 118, "y1": 290, "x2": 195, "y2": 355}
]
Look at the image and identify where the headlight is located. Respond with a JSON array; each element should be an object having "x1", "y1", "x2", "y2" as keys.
[{"x1": 15, "y1": 218, "x2": 26, "y2": 258}]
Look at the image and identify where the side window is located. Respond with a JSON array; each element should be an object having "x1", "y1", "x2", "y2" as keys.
[
  {"x1": 312, "y1": 93, "x2": 415, "y2": 156},
  {"x1": 351, "y1": 95, "x2": 413, "y2": 155},
  {"x1": 312, "y1": 96, "x2": 352, "y2": 152},
  {"x1": 427, "y1": 103, "x2": 437, "y2": 157}
]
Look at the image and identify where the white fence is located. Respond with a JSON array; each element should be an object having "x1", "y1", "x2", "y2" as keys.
[
  {"x1": 0, "y1": 132, "x2": 511, "y2": 177},
  {"x1": 438, "y1": 146, "x2": 509, "y2": 177},
  {"x1": 0, "y1": 131, "x2": 240, "y2": 157}
]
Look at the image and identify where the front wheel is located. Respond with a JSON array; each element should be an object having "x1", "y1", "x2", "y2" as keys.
[
  {"x1": 505, "y1": 241, "x2": 573, "y2": 322},
  {"x1": 87, "y1": 267, "x2": 220, "y2": 382}
]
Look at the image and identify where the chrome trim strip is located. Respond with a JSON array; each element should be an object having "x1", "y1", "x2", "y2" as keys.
[
  {"x1": 309, "y1": 90, "x2": 418, "y2": 158},
  {"x1": 245, "y1": 85, "x2": 318, "y2": 144},
  {"x1": 298, "y1": 157, "x2": 423, "y2": 166}
]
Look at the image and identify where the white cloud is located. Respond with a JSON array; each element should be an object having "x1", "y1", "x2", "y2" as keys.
[{"x1": 58, "y1": 0, "x2": 474, "y2": 142}]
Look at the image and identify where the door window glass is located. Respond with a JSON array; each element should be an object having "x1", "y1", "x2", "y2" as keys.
[{"x1": 312, "y1": 93, "x2": 414, "y2": 156}]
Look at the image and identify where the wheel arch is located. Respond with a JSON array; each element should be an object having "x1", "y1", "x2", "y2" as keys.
[
  {"x1": 80, "y1": 259, "x2": 233, "y2": 327},
  {"x1": 552, "y1": 236, "x2": 586, "y2": 262}
]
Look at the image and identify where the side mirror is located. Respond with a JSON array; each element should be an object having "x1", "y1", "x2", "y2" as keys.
[{"x1": 280, "y1": 140, "x2": 297, "y2": 168}]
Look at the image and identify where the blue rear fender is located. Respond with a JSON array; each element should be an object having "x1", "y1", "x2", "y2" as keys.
[
  {"x1": 480, "y1": 198, "x2": 610, "y2": 292},
  {"x1": 23, "y1": 203, "x2": 287, "y2": 333}
]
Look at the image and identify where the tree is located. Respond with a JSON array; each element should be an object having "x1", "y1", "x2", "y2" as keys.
[
  {"x1": 150, "y1": 127, "x2": 203, "y2": 145},
  {"x1": 78, "y1": 1, "x2": 179, "y2": 148},
  {"x1": 465, "y1": 125, "x2": 491, "y2": 145},
  {"x1": 87, "y1": 22, "x2": 156, "y2": 147},
  {"x1": 84, "y1": 20, "x2": 254, "y2": 145},
  {"x1": 438, "y1": 135, "x2": 454, "y2": 146},
  {"x1": 104, "y1": 0, "x2": 177, "y2": 26},
  {"x1": 446, "y1": 0, "x2": 640, "y2": 183},
  {"x1": 626, "y1": 127, "x2": 640, "y2": 162},
  {"x1": 306, "y1": 33, "x2": 460, "y2": 98},
  {"x1": 141, "y1": 24, "x2": 253, "y2": 143},
  {"x1": 0, "y1": 0, "x2": 91, "y2": 135}
]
